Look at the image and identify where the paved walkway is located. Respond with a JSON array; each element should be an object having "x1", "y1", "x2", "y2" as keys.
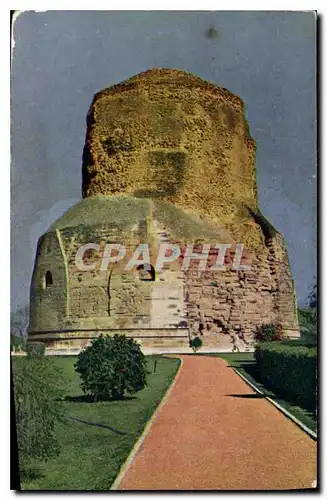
[{"x1": 117, "y1": 355, "x2": 317, "y2": 491}]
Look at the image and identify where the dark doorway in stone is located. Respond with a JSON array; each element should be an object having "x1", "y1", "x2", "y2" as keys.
[
  {"x1": 137, "y1": 264, "x2": 156, "y2": 282},
  {"x1": 45, "y1": 271, "x2": 53, "y2": 288}
]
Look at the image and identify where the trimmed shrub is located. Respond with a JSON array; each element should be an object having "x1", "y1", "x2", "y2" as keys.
[
  {"x1": 254, "y1": 323, "x2": 283, "y2": 342},
  {"x1": 26, "y1": 341, "x2": 45, "y2": 357},
  {"x1": 189, "y1": 336, "x2": 202, "y2": 353},
  {"x1": 74, "y1": 334, "x2": 147, "y2": 401},
  {"x1": 254, "y1": 342, "x2": 317, "y2": 409},
  {"x1": 12, "y1": 357, "x2": 64, "y2": 477},
  {"x1": 278, "y1": 338, "x2": 316, "y2": 348}
]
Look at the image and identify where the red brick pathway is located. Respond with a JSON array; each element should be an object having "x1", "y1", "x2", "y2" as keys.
[{"x1": 118, "y1": 355, "x2": 317, "y2": 491}]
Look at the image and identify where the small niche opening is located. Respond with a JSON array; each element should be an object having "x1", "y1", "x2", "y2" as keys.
[
  {"x1": 136, "y1": 264, "x2": 156, "y2": 282},
  {"x1": 45, "y1": 270, "x2": 53, "y2": 288}
]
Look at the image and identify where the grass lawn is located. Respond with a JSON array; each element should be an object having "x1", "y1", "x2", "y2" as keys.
[
  {"x1": 204, "y1": 352, "x2": 317, "y2": 434},
  {"x1": 16, "y1": 355, "x2": 180, "y2": 491}
]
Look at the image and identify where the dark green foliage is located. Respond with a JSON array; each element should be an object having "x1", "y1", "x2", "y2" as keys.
[
  {"x1": 213, "y1": 352, "x2": 316, "y2": 432},
  {"x1": 277, "y1": 338, "x2": 317, "y2": 348},
  {"x1": 299, "y1": 308, "x2": 317, "y2": 331},
  {"x1": 74, "y1": 334, "x2": 147, "y2": 401},
  {"x1": 11, "y1": 333, "x2": 26, "y2": 352},
  {"x1": 26, "y1": 342, "x2": 45, "y2": 357},
  {"x1": 15, "y1": 355, "x2": 179, "y2": 490},
  {"x1": 189, "y1": 336, "x2": 203, "y2": 353},
  {"x1": 11, "y1": 306, "x2": 29, "y2": 337},
  {"x1": 308, "y1": 280, "x2": 317, "y2": 309},
  {"x1": 11, "y1": 306, "x2": 28, "y2": 352},
  {"x1": 298, "y1": 280, "x2": 318, "y2": 343},
  {"x1": 254, "y1": 323, "x2": 283, "y2": 342},
  {"x1": 12, "y1": 357, "x2": 64, "y2": 477},
  {"x1": 298, "y1": 307, "x2": 317, "y2": 344},
  {"x1": 254, "y1": 342, "x2": 317, "y2": 409}
]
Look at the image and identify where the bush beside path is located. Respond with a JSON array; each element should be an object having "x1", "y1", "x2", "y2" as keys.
[{"x1": 13, "y1": 355, "x2": 180, "y2": 490}]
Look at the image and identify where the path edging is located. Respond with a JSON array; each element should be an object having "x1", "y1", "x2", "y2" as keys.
[
  {"x1": 110, "y1": 357, "x2": 183, "y2": 490},
  {"x1": 233, "y1": 367, "x2": 317, "y2": 441}
]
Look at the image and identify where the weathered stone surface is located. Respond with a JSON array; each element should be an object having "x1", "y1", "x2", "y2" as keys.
[
  {"x1": 28, "y1": 69, "x2": 300, "y2": 352},
  {"x1": 82, "y1": 68, "x2": 263, "y2": 249}
]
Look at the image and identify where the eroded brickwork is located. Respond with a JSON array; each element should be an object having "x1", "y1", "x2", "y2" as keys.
[
  {"x1": 28, "y1": 69, "x2": 299, "y2": 352},
  {"x1": 82, "y1": 69, "x2": 261, "y2": 249}
]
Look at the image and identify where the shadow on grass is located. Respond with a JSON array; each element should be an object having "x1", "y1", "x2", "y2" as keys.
[
  {"x1": 20, "y1": 466, "x2": 45, "y2": 482},
  {"x1": 67, "y1": 416, "x2": 127, "y2": 435},
  {"x1": 226, "y1": 361, "x2": 256, "y2": 368},
  {"x1": 238, "y1": 363, "x2": 317, "y2": 417},
  {"x1": 65, "y1": 394, "x2": 137, "y2": 403},
  {"x1": 237, "y1": 364, "x2": 274, "y2": 397},
  {"x1": 239, "y1": 363, "x2": 262, "y2": 380}
]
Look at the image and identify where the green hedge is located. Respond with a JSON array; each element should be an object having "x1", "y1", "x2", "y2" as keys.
[
  {"x1": 254, "y1": 342, "x2": 317, "y2": 409},
  {"x1": 277, "y1": 338, "x2": 317, "y2": 348},
  {"x1": 26, "y1": 342, "x2": 45, "y2": 357}
]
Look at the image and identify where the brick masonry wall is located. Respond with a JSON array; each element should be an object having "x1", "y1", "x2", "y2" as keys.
[
  {"x1": 185, "y1": 238, "x2": 299, "y2": 351},
  {"x1": 28, "y1": 69, "x2": 299, "y2": 351},
  {"x1": 28, "y1": 220, "x2": 299, "y2": 352},
  {"x1": 29, "y1": 221, "x2": 189, "y2": 345}
]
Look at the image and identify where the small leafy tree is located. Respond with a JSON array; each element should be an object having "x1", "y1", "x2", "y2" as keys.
[
  {"x1": 189, "y1": 336, "x2": 202, "y2": 353},
  {"x1": 298, "y1": 280, "x2": 317, "y2": 342},
  {"x1": 12, "y1": 357, "x2": 64, "y2": 478},
  {"x1": 299, "y1": 309, "x2": 317, "y2": 337},
  {"x1": 10, "y1": 306, "x2": 29, "y2": 352},
  {"x1": 74, "y1": 334, "x2": 147, "y2": 401},
  {"x1": 254, "y1": 323, "x2": 283, "y2": 342},
  {"x1": 10, "y1": 333, "x2": 26, "y2": 352},
  {"x1": 308, "y1": 280, "x2": 317, "y2": 310}
]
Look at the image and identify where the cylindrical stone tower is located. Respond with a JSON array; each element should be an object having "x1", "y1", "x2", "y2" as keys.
[{"x1": 28, "y1": 69, "x2": 299, "y2": 353}]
